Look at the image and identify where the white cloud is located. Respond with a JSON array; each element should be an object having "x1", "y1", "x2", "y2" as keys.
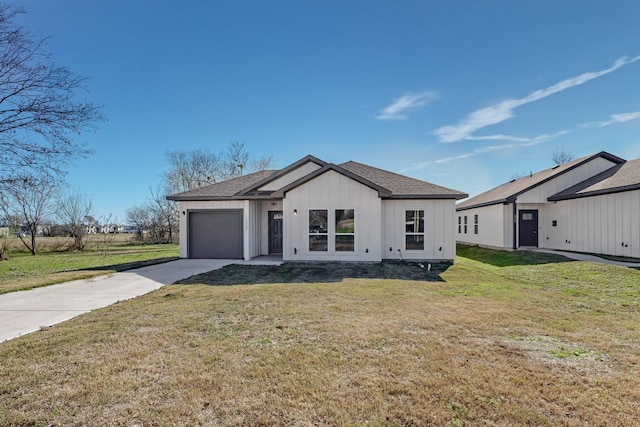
[
  {"x1": 578, "y1": 111, "x2": 640, "y2": 128},
  {"x1": 422, "y1": 130, "x2": 570, "y2": 166},
  {"x1": 376, "y1": 91, "x2": 438, "y2": 121},
  {"x1": 434, "y1": 56, "x2": 640, "y2": 143}
]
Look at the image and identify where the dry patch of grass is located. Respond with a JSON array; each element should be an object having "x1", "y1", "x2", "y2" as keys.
[{"x1": 1, "y1": 253, "x2": 639, "y2": 425}]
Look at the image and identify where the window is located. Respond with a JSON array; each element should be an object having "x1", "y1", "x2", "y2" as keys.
[
  {"x1": 309, "y1": 210, "x2": 328, "y2": 251},
  {"x1": 458, "y1": 216, "x2": 462, "y2": 234},
  {"x1": 335, "y1": 209, "x2": 355, "y2": 251},
  {"x1": 474, "y1": 214, "x2": 479, "y2": 234},
  {"x1": 405, "y1": 210, "x2": 425, "y2": 250},
  {"x1": 464, "y1": 215, "x2": 468, "y2": 234}
]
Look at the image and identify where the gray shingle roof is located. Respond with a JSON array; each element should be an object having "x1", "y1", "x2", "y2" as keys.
[
  {"x1": 166, "y1": 170, "x2": 277, "y2": 200},
  {"x1": 339, "y1": 161, "x2": 467, "y2": 199},
  {"x1": 166, "y1": 155, "x2": 468, "y2": 201},
  {"x1": 456, "y1": 151, "x2": 625, "y2": 210}
]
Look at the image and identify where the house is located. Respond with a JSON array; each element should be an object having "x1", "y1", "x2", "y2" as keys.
[
  {"x1": 456, "y1": 151, "x2": 640, "y2": 258},
  {"x1": 167, "y1": 155, "x2": 467, "y2": 262}
]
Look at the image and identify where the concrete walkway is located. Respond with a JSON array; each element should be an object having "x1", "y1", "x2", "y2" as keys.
[
  {"x1": 532, "y1": 249, "x2": 640, "y2": 268},
  {"x1": 0, "y1": 258, "x2": 281, "y2": 343}
]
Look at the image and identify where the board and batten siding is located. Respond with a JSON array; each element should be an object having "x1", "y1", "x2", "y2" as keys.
[
  {"x1": 383, "y1": 199, "x2": 456, "y2": 261},
  {"x1": 177, "y1": 200, "x2": 247, "y2": 259},
  {"x1": 542, "y1": 190, "x2": 640, "y2": 258},
  {"x1": 258, "y1": 162, "x2": 322, "y2": 192},
  {"x1": 456, "y1": 204, "x2": 509, "y2": 249},
  {"x1": 282, "y1": 170, "x2": 382, "y2": 262},
  {"x1": 517, "y1": 157, "x2": 617, "y2": 203}
]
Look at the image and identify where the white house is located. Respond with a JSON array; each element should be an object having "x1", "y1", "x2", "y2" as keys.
[
  {"x1": 167, "y1": 155, "x2": 467, "y2": 262},
  {"x1": 456, "y1": 151, "x2": 640, "y2": 258}
]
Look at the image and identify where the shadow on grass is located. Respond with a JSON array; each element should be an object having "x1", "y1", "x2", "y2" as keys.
[
  {"x1": 457, "y1": 244, "x2": 572, "y2": 267},
  {"x1": 175, "y1": 261, "x2": 451, "y2": 286},
  {"x1": 68, "y1": 257, "x2": 180, "y2": 273}
]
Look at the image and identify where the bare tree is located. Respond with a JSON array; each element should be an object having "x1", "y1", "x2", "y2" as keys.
[
  {"x1": 0, "y1": 4, "x2": 104, "y2": 184},
  {"x1": 126, "y1": 205, "x2": 152, "y2": 243},
  {"x1": 57, "y1": 188, "x2": 93, "y2": 251},
  {"x1": 164, "y1": 149, "x2": 222, "y2": 194},
  {"x1": 164, "y1": 142, "x2": 276, "y2": 194},
  {"x1": 552, "y1": 147, "x2": 574, "y2": 166},
  {"x1": 149, "y1": 185, "x2": 178, "y2": 243},
  {"x1": 0, "y1": 173, "x2": 58, "y2": 255}
]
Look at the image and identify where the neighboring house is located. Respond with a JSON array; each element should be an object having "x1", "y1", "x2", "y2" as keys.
[
  {"x1": 167, "y1": 155, "x2": 467, "y2": 262},
  {"x1": 456, "y1": 151, "x2": 640, "y2": 258}
]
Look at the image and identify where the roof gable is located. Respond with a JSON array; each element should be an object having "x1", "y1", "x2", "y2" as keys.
[
  {"x1": 549, "y1": 158, "x2": 640, "y2": 200},
  {"x1": 236, "y1": 155, "x2": 327, "y2": 196},
  {"x1": 456, "y1": 151, "x2": 625, "y2": 210},
  {"x1": 271, "y1": 163, "x2": 392, "y2": 198}
]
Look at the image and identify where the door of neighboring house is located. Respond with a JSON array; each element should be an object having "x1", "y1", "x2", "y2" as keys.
[
  {"x1": 268, "y1": 211, "x2": 283, "y2": 254},
  {"x1": 518, "y1": 209, "x2": 539, "y2": 247}
]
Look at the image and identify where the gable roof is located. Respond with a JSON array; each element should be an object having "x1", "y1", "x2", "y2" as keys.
[
  {"x1": 167, "y1": 155, "x2": 467, "y2": 201},
  {"x1": 456, "y1": 151, "x2": 625, "y2": 211},
  {"x1": 549, "y1": 158, "x2": 640, "y2": 201}
]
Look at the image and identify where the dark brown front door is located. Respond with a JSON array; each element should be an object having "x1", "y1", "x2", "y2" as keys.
[
  {"x1": 518, "y1": 210, "x2": 538, "y2": 247},
  {"x1": 268, "y1": 211, "x2": 283, "y2": 254}
]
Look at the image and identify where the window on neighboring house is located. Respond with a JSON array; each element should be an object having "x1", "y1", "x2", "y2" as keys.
[
  {"x1": 458, "y1": 216, "x2": 462, "y2": 234},
  {"x1": 405, "y1": 210, "x2": 425, "y2": 250},
  {"x1": 474, "y1": 214, "x2": 479, "y2": 234},
  {"x1": 309, "y1": 210, "x2": 328, "y2": 251},
  {"x1": 335, "y1": 209, "x2": 355, "y2": 251},
  {"x1": 464, "y1": 215, "x2": 468, "y2": 234}
]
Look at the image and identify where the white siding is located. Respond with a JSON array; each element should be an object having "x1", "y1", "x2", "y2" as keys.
[
  {"x1": 456, "y1": 204, "x2": 507, "y2": 249},
  {"x1": 177, "y1": 200, "x2": 246, "y2": 258},
  {"x1": 544, "y1": 190, "x2": 640, "y2": 258},
  {"x1": 383, "y1": 199, "x2": 457, "y2": 261},
  {"x1": 518, "y1": 157, "x2": 617, "y2": 203},
  {"x1": 283, "y1": 170, "x2": 382, "y2": 262},
  {"x1": 258, "y1": 162, "x2": 322, "y2": 191}
]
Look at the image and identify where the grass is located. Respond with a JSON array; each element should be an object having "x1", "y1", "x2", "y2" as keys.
[
  {"x1": 0, "y1": 238, "x2": 178, "y2": 294},
  {"x1": 1, "y1": 246, "x2": 639, "y2": 425}
]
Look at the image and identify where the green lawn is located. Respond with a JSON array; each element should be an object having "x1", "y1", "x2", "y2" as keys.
[
  {"x1": 0, "y1": 243, "x2": 178, "y2": 294},
  {"x1": 0, "y1": 246, "x2": 639, "y2": 425}
]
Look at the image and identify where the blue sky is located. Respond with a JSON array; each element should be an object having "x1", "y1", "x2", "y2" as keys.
[{"x1": 13, "y1": 0, "x2": 640, "y2": 221}]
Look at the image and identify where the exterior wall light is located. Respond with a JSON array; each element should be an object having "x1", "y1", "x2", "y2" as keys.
[{"x1": 294, "y1": 209, "x2": 297, "y2": 215}]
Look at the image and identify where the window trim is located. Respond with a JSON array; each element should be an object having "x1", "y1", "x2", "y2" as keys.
[
  {"x1": 405, "y1": 209, "x2": 425, "y2": 251},
  {"x1": 474, "y1": 214, "x2": 479, "y2": 235},
  {"x1": 308, "y1": 209, "x2": 328, "y2": 252},
  {"x1": 335, "y1": 209, "x2": 355, "y2": 252}
]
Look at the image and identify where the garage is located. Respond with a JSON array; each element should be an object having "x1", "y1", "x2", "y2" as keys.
[{"x1": 188, "y1": 210, "x2": 243, "y2": 259}]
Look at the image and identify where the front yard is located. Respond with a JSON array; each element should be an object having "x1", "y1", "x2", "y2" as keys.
[{"x1": 0, "y1": 247, "x2": 638, "y2": 425}]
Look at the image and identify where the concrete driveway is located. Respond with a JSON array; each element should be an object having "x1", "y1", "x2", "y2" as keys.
[{"x1": 0, "y1": 259, "x2": 239, "y2": 342}]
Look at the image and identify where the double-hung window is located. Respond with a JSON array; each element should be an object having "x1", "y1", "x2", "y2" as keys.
[
  {"x1": 309, "y1": 210, "x2": 328, "y2": 251},
  {"x1": 474, "y1": 214, "x2": 479, "y2": 234},
  {"x1": 405, "y1": 210, "x2": 425, "y2": 250},
  {"x1": 335, "y1": 209, "x2": 355, "y2": 251}
]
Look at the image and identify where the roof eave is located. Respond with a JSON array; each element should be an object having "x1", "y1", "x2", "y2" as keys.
[
  {"x1": 388, "y1": 193, "x2": 468, "y2": 200},
  {"x1": 549, "y1": 183, "x2": 640, "y2": 201}
]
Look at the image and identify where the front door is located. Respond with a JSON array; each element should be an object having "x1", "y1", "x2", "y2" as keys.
[
  {"x1": 268, "y1": 211, "x2": 283, "y2": 254},
  {"x1": 518, "y1": 210, "x2": 539, "y2": 247}
]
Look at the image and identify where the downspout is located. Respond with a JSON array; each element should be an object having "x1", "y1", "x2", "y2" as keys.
[{"x1": 512, "y1": 199, "x2": 517, "y2": 250}]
